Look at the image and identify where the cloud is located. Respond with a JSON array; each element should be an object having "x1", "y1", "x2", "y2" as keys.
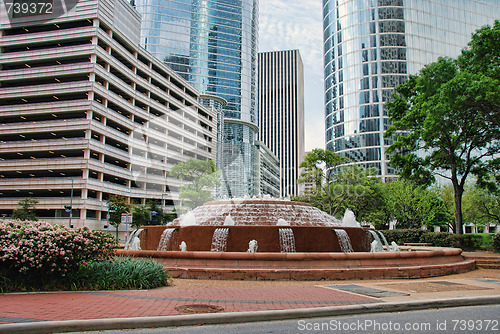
[
  {"x1": 259, "y1": 0, "x2": 323, "y2": 76},
  {"x1": 259, "y1": 0, "x2": 326, "y2": 150}
]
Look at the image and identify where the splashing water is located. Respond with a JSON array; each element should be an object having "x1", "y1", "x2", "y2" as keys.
[
  {"x1": 376, "y1": 231, "x2": 390, "y2": 249},
  {"x1": 124, "y1": 229, "x2": 144, "y2": 250},
  {"x1": 334, "y1": 229, "x2": 354, "y2": 252},
  {"x1": 341, "y1": 209, "x2": 361, "y2": 227},
  {"x1": 390, "y1": 241, "x2": 401, "y2": 252},
  {"x1": 367, "y1": 230, "x2": 386, "y2": 252},
  {"x1": 277, "y1": 218, "x2": 290, "y2": 226},
  {"x1": 157, "y1": 228, "x2": 176, "y2": 251},
  {"x1": 180, "y1": 212, "x2": 197, "y2": 226},
  {"x1": 224, "y1": 215, "x2": 235, "y2": 226},
  {"x1": 370, "y1": 240, "x2": 383, "y2": 252},
  {"x1": 278, "y1": 228, "x2": 296, "y2": 253},
  {"x1": 247, "y1": 240, "x2": 258, "y2": 253},
  {"x1": 211, "y1": 228, "x2": 229, "y2": 252},
  {"x1": 179, "y1": 241, "x2": 187, "y2": 251}
]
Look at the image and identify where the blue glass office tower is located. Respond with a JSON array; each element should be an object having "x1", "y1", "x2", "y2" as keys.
[
  {"x1": 323, "y1": 0, "x2": 500, "y2": 180},
  {"x1": 133, "y1": 0, "x2": 259, "y2": 198}
]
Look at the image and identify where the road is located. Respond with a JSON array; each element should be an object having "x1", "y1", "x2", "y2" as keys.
[{"x1": 86, "y1": 304, "x2": 500, "y2": 334}]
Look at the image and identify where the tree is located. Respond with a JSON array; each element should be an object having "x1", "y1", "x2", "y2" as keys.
[
  {"x1": 107, "y1": 195, "x2": 131, "y2": 240},
  {"x1": 297, "y1": 148, "x2": 349, "y2": 215},
  {"x1": 132, "y1": 204, "x2": 150, "y2": 229},
  {"x1": 327, "y1": 165, "x2": 390, "y2": 227},
  {"x1": 170, "y1": 159, "x2": 219, "y2": 211},
  {"x1": 462, "y1": 183, "x2": 500, "y2": 229},
  {"x1": 440, "y1": 184, "x2": 457, "y2": 232},
  {"x1": 385, "y1": 180, "x2": 449, "y2": 230},
  {"x1": 385, "y1": 21, "x2": 500, "y2": 234},
  {"x1": 12, "y1": 198, "x2": 38, "y2": 221}
]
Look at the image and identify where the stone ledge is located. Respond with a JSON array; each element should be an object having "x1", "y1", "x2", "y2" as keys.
[{"x1": 162, "y1": 260, "x2": 476, "y2": 280}]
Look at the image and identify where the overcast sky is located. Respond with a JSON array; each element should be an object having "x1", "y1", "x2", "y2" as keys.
[{"x1": 259, "y1": 0, "x2": 325, "y2": 152}]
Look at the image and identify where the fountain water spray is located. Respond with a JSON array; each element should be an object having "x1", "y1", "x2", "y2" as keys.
[
  {"x1": 211, "y1": 228, "x2": 229, "y2": 252},
  {"x1": 247, "y1": 240, "x2": 258, "y2": 253},
  {"x1": 157, "y1": 228, "x2": 176, "y2": 251},
  {"x1": 334, "y1": 229, "x2": 353, "y2": 252},
  {"x1": 278, "y1": 228, "x2": 296, "y2": 253},
  {"x1": 124, "y1": 229, "x2": 144, "y2": 250}
]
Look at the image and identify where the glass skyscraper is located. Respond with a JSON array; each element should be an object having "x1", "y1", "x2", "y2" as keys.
[
  {"x1": 323, "y1": 0, "x2": 500, "y2": 179},
  {"x1": 133, "y1": 0, "x2": 259, "y2": 198}
]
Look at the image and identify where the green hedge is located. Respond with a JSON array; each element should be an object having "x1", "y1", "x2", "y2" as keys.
[
  {"x1": 493, "y1": 233, "x2": 500, "y2": 253},
  {"x1": 382, "y1": 229, "x2": 482, "y2": 251}
]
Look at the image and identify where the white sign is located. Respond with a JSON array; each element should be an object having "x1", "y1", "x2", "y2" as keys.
[{"x1": 121, "y1": 213, "x2": 133, "y2": 223}]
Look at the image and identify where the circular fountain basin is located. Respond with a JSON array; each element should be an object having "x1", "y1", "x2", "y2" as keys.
[
  {"x1": 118, "y1": 199, "x2": 476, "y2": 280},
  {"x1": 118, "y1": 247, "x2": 475, "y2": 280}
]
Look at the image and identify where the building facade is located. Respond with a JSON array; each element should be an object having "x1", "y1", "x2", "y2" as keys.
[
  {"x1": 258, "y1": 50, "x2": 305, "y2": 197},
  {"x1": 255, "y1": 140, "x2": 280, "y2": 198},
  {"x1": 0, "y1": 0, "x2": 218, "y2": 236},
  {"x1": 132, "y1": 0, "x2": 260, "y2": 198},
  {"x1": 323, "y1": 0, "x2": 500, "y2": 179}
]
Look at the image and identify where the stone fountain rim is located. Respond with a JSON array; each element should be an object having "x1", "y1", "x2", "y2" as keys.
[{"x1": 119, "y1": 246, "x2": 463, "y2": 261}]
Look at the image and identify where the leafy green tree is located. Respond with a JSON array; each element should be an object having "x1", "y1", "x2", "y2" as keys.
[
  {"x1": 297, "y1": 148, "x2": 349, "y2": 215},
  {"x1": 463, "y1": 183, "x2": 500, "y2": 229},
  {"x1": 12, "y1": 198, "x2": 38, "y2": 221},
  {"x1": 132, "y1": 204, "x2": 150, "y2": 229},
  {"x1": 385, "y1": 180, "x2": 449, "y2": 230},
  {"x1": 131, "y1": 200, "x2": 176, "y2": 228},
  {"x1": 107, "y1": 195, "x2": 131, "y2": 240},
  {"x1": 385, "y1": 21, "x2": 500, "y2": 234},
  {"x1": 440, "y1": 184, "x2": 456, "y2": 232},
  {"x1": 170, "y1": 159, "x2": 219, "y2": 211},
  {"x1": 328, "y1": 165, "x2": 390, "y2": 227}
]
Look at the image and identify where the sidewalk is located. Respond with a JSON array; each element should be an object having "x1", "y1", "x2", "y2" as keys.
[{"x1": 0, "y1": 265, "x2": 499, "y2": 333}]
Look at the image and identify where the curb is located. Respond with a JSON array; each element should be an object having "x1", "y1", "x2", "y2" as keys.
[{"x1": 1, "y1": 295, "x2": 500, "y2": 334}]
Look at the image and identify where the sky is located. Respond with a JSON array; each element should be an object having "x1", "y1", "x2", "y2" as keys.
[{"x1": 258, "y1": 0, "x2": 325, "y2": 152}]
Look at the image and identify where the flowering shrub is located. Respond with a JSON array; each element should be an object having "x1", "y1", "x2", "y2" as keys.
[{"x1": 0, "y1": 219, "x2": 116, "y2": 283}]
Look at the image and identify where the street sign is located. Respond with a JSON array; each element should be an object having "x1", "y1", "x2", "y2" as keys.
[{"x1": 121, "y1": 213, "x2": 133, "y2": 223}]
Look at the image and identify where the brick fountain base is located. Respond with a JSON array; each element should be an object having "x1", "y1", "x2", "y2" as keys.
[{"x1": 117, "y1": 199, "x2": 476, "y2": 280}]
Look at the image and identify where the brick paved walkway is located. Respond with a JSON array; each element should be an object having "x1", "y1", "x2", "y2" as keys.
[{"x1": 0, "y1": 285, "x2": 377, "y2": 324}]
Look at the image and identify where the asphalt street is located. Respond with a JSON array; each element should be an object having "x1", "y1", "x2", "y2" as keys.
[{"x1": 82, "y1": 304, "x2": 500, "y2": 334}]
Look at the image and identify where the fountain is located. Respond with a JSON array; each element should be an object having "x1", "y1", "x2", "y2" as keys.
[
  {"x1": 118, "y1": 198, "x2": 476, "y2": 280},
  {"x1": 247, "y1": 240, "x2": 258, "y2": 253},
  {"x1": 124, "y1": 229, "x2": 144, "y2": 250},
  {"x1": 157, "y1": 228, "x2": 177, "y2": 251},
  {"x1": 334, "y1": 229, "x2": 353, "y2": 253},
  {"x1": 179, "y1": 241, "x2": 187, "y2": 252},
  {"x1": 278, "y1": 228, "x2": 296, "y2": 253},
  {"x1": 367, "y1": 230, "x2": 385, "y2": 251},
  {"x1": 211, "y1": 228, "x2": 229, "y2": 252},
  {"x1": 370, "y1": 240, "x2": 383, "y2": 253},
  {"x1": 391, "y1": 241, "x2": 401, "y2": 252},
  {"x1": 376, "y1": 230, "x2": 390, "y2": 249},
  {"x1": 224, "y1": 215, "x2": 235, "y2": 226}
]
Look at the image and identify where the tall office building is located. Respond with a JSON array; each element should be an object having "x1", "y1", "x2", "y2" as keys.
[
  {"x1": 323, "y1": 0, "x2": 500, "y2": 179},
  {"x1": 0, "y1": 0, "x2": 218, "y2": 237},
  {"x1": 133, "y1": 0, "x2": 260, "y2": 198},
  {"x1": 258, "y1": 50, "x2": 305, "y2": 197}
]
